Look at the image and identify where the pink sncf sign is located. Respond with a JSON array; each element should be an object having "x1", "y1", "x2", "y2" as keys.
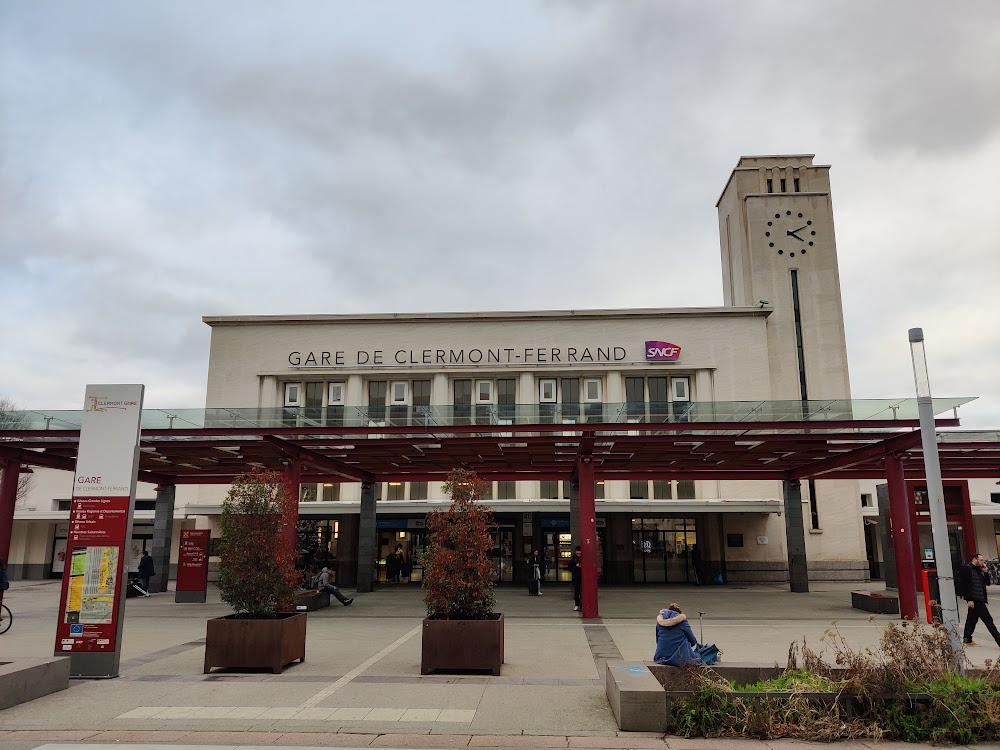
[{"x1": 645, "y1": 341, "x2": 681, "y2": 361}]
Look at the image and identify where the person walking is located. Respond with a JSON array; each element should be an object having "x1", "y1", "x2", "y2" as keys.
[
  {"x1": 567, "y1": 546, "x2": 582, "y2": 612},
  {"x1": 958, "y1": 552, "x2": 1000, "y2": 646},
  {"x1": 138, "y1": 550, "x2": 155, "y2": 593},
  {"x1": 528, "y1": 550, "x2": 544, "y2": 595},
  {"x1": 318, "y1": 566, "x2": 353, "y2": 606}
]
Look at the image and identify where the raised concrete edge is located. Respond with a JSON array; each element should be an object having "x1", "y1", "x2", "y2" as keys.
[
  {"x1": 0, "y1": 656, "x2": 71, "y2": 710},
  {"x1": 604, "y1": 661, "x2": 666, "y2": 733}
]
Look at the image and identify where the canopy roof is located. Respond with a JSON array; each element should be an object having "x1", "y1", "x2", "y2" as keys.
[{"x1": 3, "y1": 398, "x2": 997, "y2": 486}]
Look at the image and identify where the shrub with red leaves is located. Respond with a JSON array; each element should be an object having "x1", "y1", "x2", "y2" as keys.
[
  {"x1": 217, "y1": 469, "x2": 298, "y2": 618},
  {"x1": 422, "y1": 469, "x2": 496, "y2": 620}
]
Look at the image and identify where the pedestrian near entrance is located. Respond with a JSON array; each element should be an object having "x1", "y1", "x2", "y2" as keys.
[
  {"x1": 318, "y1": 567, "x2": 353, "y2": 606},
  {"x1": 568, "y1": 546, "x2": 582, "y2": 611},
  {"x1": 387, "y1": 544, "x2": 405, "y2": 583},
  {"x1": 958, "y1": 552, "x2": 1000, "y2": 646},
  {"x1": 138, "y1": 551, "x2": 155, "y2": 593},
  {"x1": 528, "y1": 550, "x2": 544, "y2": 595}
]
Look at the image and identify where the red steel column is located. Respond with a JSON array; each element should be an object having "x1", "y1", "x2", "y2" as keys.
[
  {"x1": 0, "y1": 459, "x2": 21, "y2": 565},
  {"x1": 576, "y1": 456, "x2": 598, "y2": 619},
  {"x1": 283, "y1": 460, "x2": 302, "y2": 558},
  {"x1": 886, "y1": 453, "x2": 919, "y2": 620}
]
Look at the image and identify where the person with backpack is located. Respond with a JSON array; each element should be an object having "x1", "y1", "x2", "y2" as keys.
[
  {"x1": 138, "y1": 551, "x2": 155, "y2": 593},
  {"x1": 958, "y1": 552, "x2": 1000, "y2": 647},
  {"x1": 653, "y1": 602, "x2": 721, "y2": 666}
]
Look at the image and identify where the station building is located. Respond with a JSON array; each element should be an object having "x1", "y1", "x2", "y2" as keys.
[{"x1": 6, "y1": 154, "x2": 999, "y2": 586}]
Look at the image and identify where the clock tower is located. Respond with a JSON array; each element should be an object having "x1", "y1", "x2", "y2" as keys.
[{"x1": 717, "y1": 155, "x2": 851, "y2": 402}]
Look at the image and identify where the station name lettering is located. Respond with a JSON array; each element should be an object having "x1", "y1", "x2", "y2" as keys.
[{"x1": 288, "y1": 347, "x2": 628, "y2": 367}]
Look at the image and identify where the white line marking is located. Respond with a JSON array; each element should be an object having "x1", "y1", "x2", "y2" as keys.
[{"x1": 297, "y1": 624, "x2": 421, "y2": 708}]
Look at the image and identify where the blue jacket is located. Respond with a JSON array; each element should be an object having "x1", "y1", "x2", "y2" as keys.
[{"x1": 653, "y1": 609, "x2": 702, "y2": 666}]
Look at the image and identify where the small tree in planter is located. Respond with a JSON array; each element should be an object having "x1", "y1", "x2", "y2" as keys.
[
  {"x1": 204, "y1": 469, "x2": 306, "y2": 674},
  {"x1": 420, "y1": 469, "x2": 503, "y2": 674}
]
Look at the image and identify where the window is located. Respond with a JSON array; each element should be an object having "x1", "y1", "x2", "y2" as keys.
[
  {"x1": 300, "y1": 484, "x2": 318, "y2": 502},
  {"x1": 653, "y1": 480, "x2": 672, "y2": 500},
  {"x1": 410, "y1": 482, "x2": 428, "y2": 501},
  {"x1": 584, "y1": 378, "x2": 602, "y2": 402},
  {"x1": 412, "y1": 380, "x2": 431, "y2": 406},
  {"x1": 861, "y1": 493, "x2": 874, "y2": 508},
  {"x1": 595, "y1": 480, "x2": 605, "y2": 500},
  {"x1": 540, "y1": 480, "x2": 559, "y2": 499},
  {"x1": 677, "y1": 480, "x2": 696, "y2": 500},
  {"x1": 391, "y1": 381, "x2": 409, "y2": 404},
  {"x1": 779, "y1": 178, "x2": 786, "y2": 192},
  {"x1": 328, "y1": 382, "x2": 345, "y2": 405},
  {"x1": 368, "y1": 381, "x2": 387, "y2": 424},
  {"x1": 284, "y1": 383, "x2": 302, "y2": 407},
  {"x1": 630, "y1": 480, "x2": 649, "y2": 499},
  {"x1": 497, "y1": 481, "x2": 516, "y2": 500},
  {"x1": 322, "y1": 483, "x2": 340, "y2": 502},
  {"x1": 476, "y1": 380, "x2": 494, "y2": 404},
  {"x1": 990, "y1": 493, "x2": 1000, "y2": 504},
  {"x1": 793, "y1": 177, "x2": 801, "y2": 192},
  {"x1": 305, "y1": 382, "x2": 323, "y2": 411},
  {"x1": 386, "y1": 482, "x2": 404, "y2": 501},
  {"x1": 766, "y1": 178, "x2": 773, "y2": 193},
  {"x1": 539, "y1": 379, "x2": 557, "y2": 402},
  {"x1": 672, "y1": 377, "x2": 690, "y2": 401}
]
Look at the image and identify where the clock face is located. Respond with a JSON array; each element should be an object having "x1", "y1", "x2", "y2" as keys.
[{"x1": 764, "y1": 209, "x2": 817, "y2": 258}]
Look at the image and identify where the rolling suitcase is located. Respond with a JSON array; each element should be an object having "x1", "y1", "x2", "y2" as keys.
[{"x1": 528, "y1": 579, "x2": 540, "y2": 596}]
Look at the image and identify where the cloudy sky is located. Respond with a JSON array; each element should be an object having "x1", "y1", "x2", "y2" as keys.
[{"x1": 2, "y1": 1, "x2": 999, "y2": 427}]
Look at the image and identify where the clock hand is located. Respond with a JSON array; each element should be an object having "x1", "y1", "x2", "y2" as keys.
[
  {"x1": 788, "y1": 225, "x2": 808, "y2": 234},
  {"x1": 786, "y1": 230, "x2": 805, "y2": 241}
]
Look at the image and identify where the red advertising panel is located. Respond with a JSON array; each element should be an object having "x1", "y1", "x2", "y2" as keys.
[
  {"x1": 54, "y1": 385, "x2": 143, "y2": 677},
  {"x1": 176, "y1": 530, "x2": 210, "y2": 592}
]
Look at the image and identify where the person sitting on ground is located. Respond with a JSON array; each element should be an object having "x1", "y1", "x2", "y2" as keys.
[
  {"x1": 318, "y1": 567, "x2": 353, "y2": 606},
  {"x1": 653, "y1": 602, "x2": 702, "y2": 666}
]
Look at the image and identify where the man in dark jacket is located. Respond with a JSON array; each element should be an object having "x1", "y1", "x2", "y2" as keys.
[
  {"x1": 958, "y1": 553, "x2": 1000, "y2": 646},
  {"x1": 567, "y1": 546, "x2": 583, "y2": 612},
  {"x1": 138, "y1": 551, "x2": 155, "y2": 594}
]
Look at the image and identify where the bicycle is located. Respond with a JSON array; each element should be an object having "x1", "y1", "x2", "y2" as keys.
[{"x1": 0, "y1": 603, "x2": 11, "y2": 634}]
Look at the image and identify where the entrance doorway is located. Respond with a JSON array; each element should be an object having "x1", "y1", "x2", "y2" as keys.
[
  {"x1": 632, "y1": 517, "x2": 698, "y2": 583},
  {"x1": 540, "y1": 518, "x2": 605, "y2": 583}
]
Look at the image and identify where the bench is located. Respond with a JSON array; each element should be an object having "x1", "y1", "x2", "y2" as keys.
[
  {"x1": 851, "y1": 590, "x2": 899, "y2": 614},
  {"x1": 605, "y1": 661, "x2": 667, "y2": 732},
  {"x1": 0, "y1": 657, "x2": 70, "y2": 710},
  {"x1": 295, "y1": 589, "x2": 330, "y2": 611}
]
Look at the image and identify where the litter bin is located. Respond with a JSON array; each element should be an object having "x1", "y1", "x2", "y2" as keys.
[{"x1": 921, "y1": 568, "x2": 942, "y2": 624}]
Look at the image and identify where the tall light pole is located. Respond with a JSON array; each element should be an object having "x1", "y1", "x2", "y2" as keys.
[{"x1": 908, "y1": 328, "x2": 964, "y2": 668}]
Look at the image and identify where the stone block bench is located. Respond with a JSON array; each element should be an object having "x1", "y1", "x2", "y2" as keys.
[
  {"x1": 0, "y1": 657, "x2": 70, "y2": 710},
  {"x1": 851, "y1": 590, "x2": 899, "y2": 614},
  {"x1": 294, "y1": 590, "x2": 330, "y2": 611},
  {"x1": 605, "y1": 661, "x2": 666, "y2": 732}
]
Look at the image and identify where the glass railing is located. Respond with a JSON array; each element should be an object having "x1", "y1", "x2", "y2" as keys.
[{"x1": 0, "y1": 397, "x2": 976, "y2": 432}]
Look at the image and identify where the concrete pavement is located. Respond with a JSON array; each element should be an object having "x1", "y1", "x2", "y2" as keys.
[{"x1": 1, "y1": 578, "x2": 998, "y2": 749}]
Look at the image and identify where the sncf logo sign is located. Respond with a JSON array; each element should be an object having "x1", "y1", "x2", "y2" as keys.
[{"x1": 645, "y1": 340, "x2": 681, "y2": 361}]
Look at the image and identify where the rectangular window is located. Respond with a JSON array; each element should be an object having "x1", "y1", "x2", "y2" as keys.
[
  {"x1": 454, "y1": 379, "x2": 472, "y2": 425},
  {"x1": 595, "y1": 481, "x2": 605, "y2": 500},
  {"x1": 412, "y1": 380, "x2": 431, "y2": 406},
  {"x1": 284, "y1": 383, "x2": 302, "y2": 407},
  {"x1": 328, "y1": 382, "x2": 345, "y2": 405},
  {"x1": 630, "y1": 480, "x2": 649, "y2": 499},
  {"x1": 671, "y1": 377, "x2": 690, "y2": 401},
  {"x1": 766, "y1": 178, "x2": 773, "y2": 193},
  {"x1": 391, "y1": 381, "x2": 409, "y2": 404},
  {"x1": 410, "y1": 482, "x2": 428, "y2": 501},
  {"x1": 305, "y1": 382, "x2": 323, "y2": 409},
  {"x1": 793, "y1": 177, "x2": 801, "y2": 192},
  {"x1": 652, "y1": 480, "x2": 672, "y2": 500},
  {"x1": 476, "y1": 380, "x2": 494, "y2": 403},
  {"x1": 368, "y1": 380, "x2": 387, "y2": 425},
  {"x1": 584, "y1": 378, "x2": 602, "y2": 402},
  {"x1": 539, "y1": 379, "x2": 557, "y2": 402},
  {"x1": 861, "y1": 493, "x2": 874, "y2": 508},
  {"x1": 300, "y1": 484, "x2": 318, "y2": 502},
  {"x1": 322, "y1": 483, "x2": 340, "y2": 502},
  {"x1": 991, "y1": 493, "x2": 1000, "y2": 504},
  {"x1": 677, "y1": 480, "x2": 696, "y2": 500},
  {"x1": 779, "y1": 178, "x2": 786, "y2": 192},
  {"x1": 386, "y1": 482, "x2": 404, "y2": 501},
  {"x1": 540, "y1": 480, "x2": 559, "y2": 499},
  {"x1": 497, "y1": 481, "x2": 516, "y2": 500}
]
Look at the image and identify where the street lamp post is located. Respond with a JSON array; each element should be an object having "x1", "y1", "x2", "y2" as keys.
[{"x1": 908, "y1": 328, "x2": 964, "y2": 669}]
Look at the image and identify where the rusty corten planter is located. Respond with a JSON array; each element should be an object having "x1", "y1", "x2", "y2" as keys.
[
  {"x1": 204, "y1": 611, "x2": 307, "y2": 674},
  {"x1": 420, "y1": 613, "x2": 504, "y2": 675}
]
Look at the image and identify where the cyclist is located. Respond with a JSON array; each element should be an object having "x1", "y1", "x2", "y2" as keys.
[{"x1": 0, "y1": 557, "x2": 9, "y2": 632}]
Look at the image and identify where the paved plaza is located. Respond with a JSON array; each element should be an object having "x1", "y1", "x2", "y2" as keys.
[{"x1": 1, "y1": 579, "x2": 998, "y2": 749}]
